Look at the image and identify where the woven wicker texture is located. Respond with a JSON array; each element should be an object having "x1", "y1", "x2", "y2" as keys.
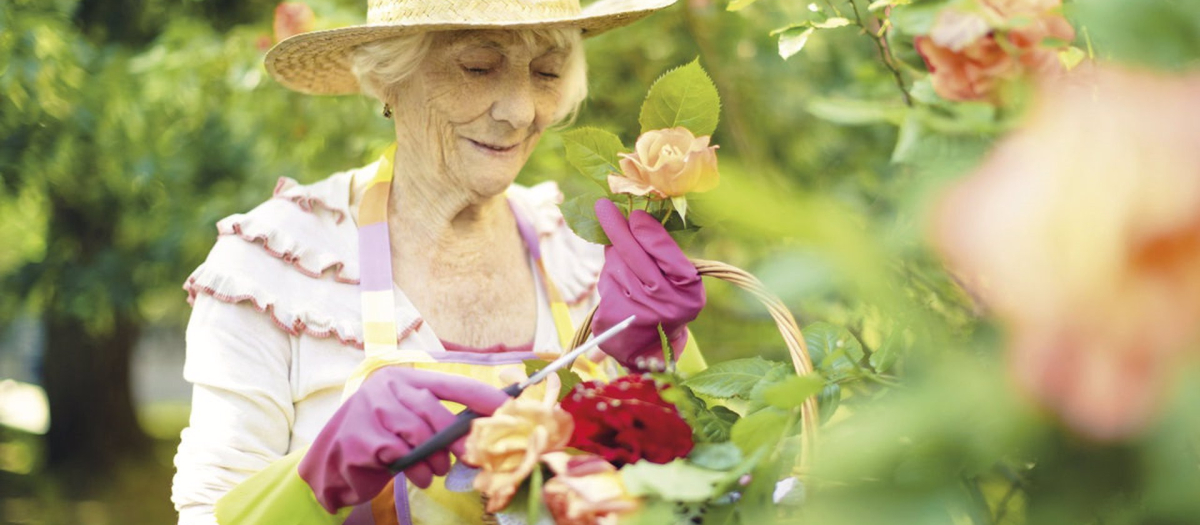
[
  {"x1": 265, "y1": 0, "x2": 676, "y2": 95},
  {"x1": 569, "y1": 258, "x2": 820, "y2": 473}
]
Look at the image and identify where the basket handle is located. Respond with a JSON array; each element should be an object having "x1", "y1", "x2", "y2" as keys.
[{"x1": 568, "y1": 257, "x2": 819, "y2": 473}]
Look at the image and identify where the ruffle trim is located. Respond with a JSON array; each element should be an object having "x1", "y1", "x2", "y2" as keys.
[
  {"x1": 273, "y1": 176, "x2": 349, "y2": 224},
  {"x1": 216, "y1": 214, "x2": 360, "y2": 284},
  {"x1": 183, "y1": 267, "x2": 422, "y2": 350}
]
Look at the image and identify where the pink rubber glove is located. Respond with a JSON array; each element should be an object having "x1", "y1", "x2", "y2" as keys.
[
  {"x1": 297, "y1": 367, "x2": 509, "y2": 512},
  {"x1": 592, "y1": 199, "x2": 706, "y2": 371}
]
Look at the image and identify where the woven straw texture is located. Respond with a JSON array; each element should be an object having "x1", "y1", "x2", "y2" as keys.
[{"x1": 265, "y1": 0, "x2": 676, "y2": 95}]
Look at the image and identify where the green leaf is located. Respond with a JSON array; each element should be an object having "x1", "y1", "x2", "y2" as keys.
[
  {"x1": 688, "y1": 442, "x2": 744, "y2": 471},
  {"x1": 661, "y1": 384, "x2": 739, "y2": 442},
  {"x1": 523, "y1": 359, "x2": 583, "y2": 400},
  {"x1": 639, "y1": 58, "x2": 721, "y2": 137},
  {"x1": 778, "y1": 27, "x2": 816, "y2": 60},
  {"x1": 682, "y1": 356, "x2": 787, "y2": 399},
  {"x1": 890, "y1": 112, "x2": 924, "y2": 164},
  {"x1": 559, "y1": 193, "x2": 611, "y2": 245},
  {"x1": 807, "y1": 97, "x2": 908, "y2": 126},
  {"x1": 561, "y1": 127, "x2": 625, "y2": 188},
  {"x1": 731, "y1": 407, "x2": 790, "y2": 456},
  {"x1": 620, "y1": 460, "x2": 728, "y2": 501},
  {"x1": 763, "y1": 373, "x2": 825, "y2": 409},
  {"x1": 890, "y1": 0, "x2": 951, "y2": 36},
  {"x1": 803, "y1": 322, "x2": 865, "y2": 381},
  {"x1": 817, "y1": 383, "x2": 841, "y2": 423},
  {"x1": 1058, "y1": 46, "x2": 1086, "y2": 70},
  {"x1": 811, "y1": 17, "x2": 851, "y2": 29},
  {"x1": 869, "y1": 331, "x2": 904, "y2": 373},
  {"x1": 657, "y1": 323, "x2": 674, "y2": 373},
  {"x1": 747, "y1": 364, "x2": 792, "y2": 412},
  {"x1": 726, "y1": 0, "x2": 762, "y2": 12},
  {"x1": 869, "y1": 0, "x2": 912, "y2": 12}
]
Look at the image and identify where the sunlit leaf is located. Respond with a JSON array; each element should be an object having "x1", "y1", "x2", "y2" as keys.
[
  {"x1": 807, "y1": 97, "x2": 908, "y2": 125},
  {"x1": 812, "y1": 17, "x2": 851, "y2": 29},
  {"x1": 620, "y1": 460, "x2": 727, "y2": 501},
  {"x1": 726, "y1": 0, "x2": 762, "y2": 12},
  {"x1": 639, "y1": 58, "x2": 721, "y2": 137},
  {"x1": 560, "y1": 192, "x2": 611, "y2": 245},
  {"x1": 763, "y1": 373, "x2": 825, "y2": 409},
  {"x1": 731, "y1": 407, "x2": 790, "y2": 455},
  {"x1": 682, "y1": 356, "x2": 787, "y2": 399},
  {"x1": 803, "y1": 322, "x2": 865, "y2": 381},
  {"x1": 561, "y1": 127, "x2": 626, "y2": 188},
  {"x1": 778, "y1": 27, "x2": 816, "y2": 59}
]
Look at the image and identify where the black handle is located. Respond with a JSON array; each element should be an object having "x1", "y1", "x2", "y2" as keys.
[{"x1": 387, "y1": 382, "x2": 523, "y2": 474}]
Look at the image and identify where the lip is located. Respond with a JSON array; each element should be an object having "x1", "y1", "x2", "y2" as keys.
[{"x1": 465, "y1": 138, "x2": 520, "y2": 155}]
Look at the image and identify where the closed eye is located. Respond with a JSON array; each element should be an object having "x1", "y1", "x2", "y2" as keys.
[
  {"x1": 537, "y1": 72, "x2": 560, "y2": 79},
  {"x1": 464, "y1": 67, "x2": 491, "y2": 75}
]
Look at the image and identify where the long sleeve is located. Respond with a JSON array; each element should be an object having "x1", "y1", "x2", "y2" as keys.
[{"x1": 172, "y1": 294, "x2": 297, "y2": 525}]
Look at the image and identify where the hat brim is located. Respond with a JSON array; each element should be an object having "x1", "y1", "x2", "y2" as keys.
[{"x1": 265, "y1": 0, "x2": 676, "y2": 95}]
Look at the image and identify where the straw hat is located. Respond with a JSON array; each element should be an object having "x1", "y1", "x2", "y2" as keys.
[{"x1": 265, "y1": 0, "x2": 677, "y2": 95}]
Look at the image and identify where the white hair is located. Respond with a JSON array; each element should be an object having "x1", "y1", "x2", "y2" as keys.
[{"x1": 350, "y1": 28, "x2": 588, "y2": 126}]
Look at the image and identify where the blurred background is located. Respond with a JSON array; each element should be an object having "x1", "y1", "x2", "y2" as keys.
[{"x1": 2, "y1": 0, "x2": 1199, "y2": 523}]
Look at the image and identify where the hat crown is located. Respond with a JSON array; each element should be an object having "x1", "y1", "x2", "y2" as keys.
[{"x1": 367, "y1": 0, "x2": 584, "y2": 25}]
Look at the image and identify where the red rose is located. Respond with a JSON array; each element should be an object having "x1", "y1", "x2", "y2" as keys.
[{"x1": 561, "y1": 375, "x2": 694, "y2": 466}]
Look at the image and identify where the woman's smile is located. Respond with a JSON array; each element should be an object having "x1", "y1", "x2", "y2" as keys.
[{"x1": 463, "y1": 136, "x2": 522, "y2": 156}]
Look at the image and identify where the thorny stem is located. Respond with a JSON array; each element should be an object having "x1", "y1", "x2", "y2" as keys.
[{"x1": 847, "y1": 0, "x2": 913, "y2": 106}]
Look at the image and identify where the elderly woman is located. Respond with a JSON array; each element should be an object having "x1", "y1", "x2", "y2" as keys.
[{"x1": 170, "y1": 0, "x2": 705, "y2": 524}]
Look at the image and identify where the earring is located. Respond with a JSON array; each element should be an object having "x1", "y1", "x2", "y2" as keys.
[{"x1": 382, "y1": 103, "x2": 393, "y2": 119}]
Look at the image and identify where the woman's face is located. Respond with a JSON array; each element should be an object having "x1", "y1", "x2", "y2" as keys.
[{"x1": 392, "y1": 30, "x2": 570, "y2": 198}]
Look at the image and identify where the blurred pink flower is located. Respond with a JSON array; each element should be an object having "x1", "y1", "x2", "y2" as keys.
[
  {"x1": 273, "y1": 2, "x2": 315, "y2": 43},
  {"x1": 917, "y1": 0, "x2": 1073, "y2": 101},
  {"x1": 541, "y1": 452, "x2": 639, "y2": 525},
  {"x1": 981, "y1": 0, "x2": 1062, "y2": 19},
  {"x1": 934, "y1": 65, "x2": 1200, "y2": 440},
  {"x1": 610, "y1": 127, "x2": 719, "y2": 199}
]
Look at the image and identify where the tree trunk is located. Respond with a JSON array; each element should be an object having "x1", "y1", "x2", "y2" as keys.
[
  {"x1": 42, "y1": 309, "x2": 148, "y2": 482},
  {"x1": 40, "y1": 191, "x2": 150, "y2": 487}
]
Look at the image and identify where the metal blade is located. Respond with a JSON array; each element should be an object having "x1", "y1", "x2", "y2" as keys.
[{"x1": 519, "y1": 314, "x2": 636, "y2": 390}]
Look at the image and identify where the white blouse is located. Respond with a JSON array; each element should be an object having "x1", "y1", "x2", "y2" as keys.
[{"x1": 170, "y1": 163, "x2": 604, "y2": 525}]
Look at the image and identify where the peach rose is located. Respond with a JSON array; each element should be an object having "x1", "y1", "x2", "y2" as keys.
[
  {"x1": 934, "y1": 65, "x2": 1200, "y2": 440},
  {"x1": 464, "y1": 387, "x2": 574, "y2": 512},
  {"x1": 916, "y1": 34, "x2": 1015, "y2": 101},
  {"x1": 917, "y1": 0, "x2": 1073, "y2": 102},
  {"x1": 273, "y1": 2, "x2": 314, "y2": 43},
  {"x1": 610, "y1": 127, "x2": 719, "y2": 200},
  {"x1": 542, "y1": 452, "x2": 639, "y2": 525}
]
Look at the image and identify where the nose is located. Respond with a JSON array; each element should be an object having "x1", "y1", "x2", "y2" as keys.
[{"x1": 489, "y1": 74, "x2": 536, "y2": 130}]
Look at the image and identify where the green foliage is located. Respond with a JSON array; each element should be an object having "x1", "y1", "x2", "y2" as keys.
[
  {"x1": 620, "y1": 459, "x2": 729, "y2": 502},
  {"x1": 681, "y1": 356, "x2": 787, "y2": 399},
  {"x1": 522, "y1": 359, "x2": 584, "y2": 401},
  {"x1": 803, "y1": 321, "x2": 865, "y2": 381},
  {"x1": 559, "y1": 191, "x2": 612, "y2": 245},
  {"x1": 762, "y1": 373, "x2": 824, "y2": 409},
  {"x1": 687, "y1": 442, "x2": 744, "y2": 471},
  {"x1": 661, "y1": 384, "x2": 740, "y2": 443},
  {"x1": 638, "y1": 58, "x2": 722, "y2": 137},
  {"x1": 1071, "y1": 0, "x2": 1200, "y2": 71},
  {"x1": 561, "y1": 127, "x2": 625, "y2": 189},
  {"x1": 730, "y1": 406, "x2": 791, "y2": 456}
]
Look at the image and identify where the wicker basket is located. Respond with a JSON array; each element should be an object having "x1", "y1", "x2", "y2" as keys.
[
  {"x1": 482, "y1": 258, "x2": 819, "y2": 524},
  {"x1": 567, "y1": 257, "x2": 820, "y2": 473}
]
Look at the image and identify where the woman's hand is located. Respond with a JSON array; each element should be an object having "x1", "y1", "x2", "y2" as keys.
[
  {"x1": 297, "y1": 367, "x2": 509, "y2": 512},
  {"x1": 591, "y1": 199, "x2": 706, "y2": 371}
]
